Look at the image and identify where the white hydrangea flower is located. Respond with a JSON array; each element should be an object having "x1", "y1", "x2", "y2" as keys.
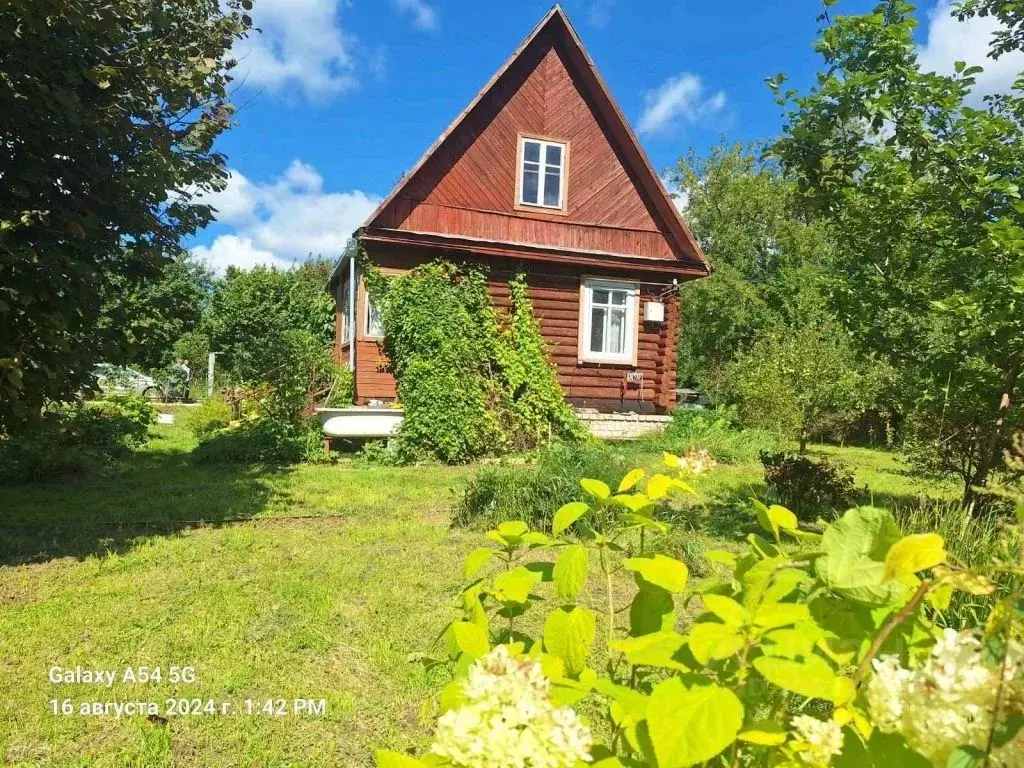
[
  {"x1": 431, "y1": 646, "x2": 592, "y2": 767},
  {"x1": 866, "y1": 628, "x2": 1023, "y2": 767},
  {"x1": 790, "y1": 715, "x2": 844, "y2": 766}
]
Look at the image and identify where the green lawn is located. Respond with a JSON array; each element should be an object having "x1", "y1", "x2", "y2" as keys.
[{"x1": 0, "y1": 423, "x2": 954, "y2": 766}]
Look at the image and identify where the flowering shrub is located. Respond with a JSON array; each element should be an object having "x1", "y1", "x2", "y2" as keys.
[{"x1": 380, "y1": 453, "x2": 1023, "y2": 767}]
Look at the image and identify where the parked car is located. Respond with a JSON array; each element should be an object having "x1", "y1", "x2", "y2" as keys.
[{"x1": 92, "y1": 364, "x2": 165, "y2": 402}]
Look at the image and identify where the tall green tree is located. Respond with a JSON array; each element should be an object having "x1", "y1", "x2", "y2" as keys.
[
  {"x1": 101, "y1": 253, "x2": 213, "y2": 372},
  {"x1": 671, "y1": 143, "x2": 835, "y2": 390},
  {"x1": 0, "y1": 0, "x2": 252, "y2": 431},
  {"x1": 203, "y1": 261, "x2": 335, "y2": 385},
  {"x1": 771, "y1": 0, "x2": 1024, "y2": 502}
]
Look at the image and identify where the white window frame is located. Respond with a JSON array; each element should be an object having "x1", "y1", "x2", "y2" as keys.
[
  {"x1": 338, "y1": 274, "x2": 352, "y2": 345},
  {"x1": 579, "y1": 278, "x2": 638, "y2": 365},
  {"x1": 364, "y1": 289, "x2": 384, "y2": 339},
  {"x1": 518, "y1": 136, "x2": 567, "y2": 210}
]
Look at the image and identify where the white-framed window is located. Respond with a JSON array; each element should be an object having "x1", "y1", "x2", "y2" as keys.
[
  {"x1": 519, "y1": 137, "x2": 566, "y2": 209},
  {"x1": 364, "y1": 291, "x2": 384, "y2": 338},
  {"x1": 339, "y1": 276, "x2": 351, "y2": 344},
  {"x1": 580, "y1": 279, "x2": 638, "y2": 364}
]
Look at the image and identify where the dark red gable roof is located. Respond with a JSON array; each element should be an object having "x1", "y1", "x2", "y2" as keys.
[{"x1": 360, "y1": 5, "x2": 710, "y2": 277}]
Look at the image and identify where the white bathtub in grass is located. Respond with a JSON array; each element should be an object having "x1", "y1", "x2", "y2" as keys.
[{"x1": 317, "y1": 407, "x2": 404, "y2": 438}]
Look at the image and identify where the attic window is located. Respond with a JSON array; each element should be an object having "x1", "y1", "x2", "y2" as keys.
[{"x1": 518, "y1": 137, "x2": 566, "y2": 210}]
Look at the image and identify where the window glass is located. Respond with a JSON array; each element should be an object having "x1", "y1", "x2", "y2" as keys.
[
  {"x1": 544, "y1": 171, "x2": 561, "y2": 206},
  {"x1": 339, "y1": 277, "x2": 351, "y2": 343},
  {"x1": 520, "y1": 137, "x2": 565, "y2": 209},
  {"x1": 366, "y1": 292, "x2": 384, "y2": 337},
  {"x1": 584, "y1": 281, "x2": 635, "y2": 361},
  {"x1": 522, "y1": 166, "x2": 540, "y2": 205}
]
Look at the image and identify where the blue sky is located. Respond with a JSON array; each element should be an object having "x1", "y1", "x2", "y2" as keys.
[{"x1": 190, "y1": 0, "x2": 1024, "y2": 271}]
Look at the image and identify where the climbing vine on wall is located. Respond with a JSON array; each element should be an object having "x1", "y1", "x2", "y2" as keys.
[{"x1": 361, "y1": 254, "x2": 585, "y2": 463}]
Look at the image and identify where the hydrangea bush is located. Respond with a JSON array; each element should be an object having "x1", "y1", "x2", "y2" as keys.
[{"x1": 378, "y1": 451, "x2": 1024, "y2": 767}]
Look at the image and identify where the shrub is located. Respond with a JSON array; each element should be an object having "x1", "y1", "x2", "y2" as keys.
[
  {"x1": 192, "y1": 417, "x2": 321, "y2": 465},
  {"x1": 379, "y1": 456, "x2": 1022, "y2": 768},
  {"x1": 181, "y1": 397, "x2": 232, "y2": 442},
  {"x1": 0, "y1": 395, "x2": 156, "y2": 484},
  {"x1": 760, "y1": 450, "x2": 856, "y2": 519},
  {"x1": 454, "y1": 442, "x2": 631, "y2": 529},
  {"x1": 650, "y1": 406, "x2": 786, "y2": 464},
  {"x1": 363, "y1": 260, "x2": 584, "y2": 464}
]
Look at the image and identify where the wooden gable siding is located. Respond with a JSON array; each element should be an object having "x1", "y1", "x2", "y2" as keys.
[
  {"x1": 352, "y1": 245, "x2": 678, "y2": 412},
  {"x1": 372, "y1": 29, "x2": 681, "y2": 261}
]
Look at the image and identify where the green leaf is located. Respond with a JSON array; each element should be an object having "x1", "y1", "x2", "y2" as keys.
[
  {"x1": 492, "y1": 566, "x2": 541, "y2": 604},
  {"x1": 753, "y1": 499, "x2": 798, "y2": 538},
  {"x1": 738, "y1": 720, "x2": 787, "y2": 746},
  {"x1": 624, "y1": 555, "x2": 689, "y2": 593},
  {"x1": 580, "y1": 478, "x2": 611, "y2": 501},
  {"x1": 882, "y1": 533, "x2": 946, "y2": 581},
  {"x1": 704, "y1": 549, "x2": 737, "y2": 567},
  {"x1": 688, "y1": 621, "x2": 745, "y2": 665},
  {"x1": 544, "y1": 606, "x2": 596, "y2": 676},
  {"x1": 553, "y1": 544, "x2": 589, "y2": 602},
  {"x1": 610, "y1": 631, "x2": 690, "y2": 671},
  {"x1": 496, "y1": 520, "x2": 529, "y2": 543},
  {"x1": 375, "y1": 751, "x2": 430, "y2": 767},
  {"x1": 618, "y1": 468, "x2": 646, "y2": 492},
  {"x1": 815, "y1": 507, "x2": 905, "y2": 604},
  {"x1": 450, "y1": 621, "x2": 489, "y2": 659},
  {"x1": 553, "y1": 502, "x2": 590, "y2": 535},
  {"x1": 462, "y1": 547, "x2": 493, "y2": 580},
  {"x1": 644, "y1": 678, "x2": 743, "y2": 767},
  {"x1": 701, "y1": 594, "x2": 746, "y2": 625},
  {"x1": 630, "y1": 586, "x2": 674, "y2": 636},
  {"x1": 752, "y1": 601, "x2": 810, "y2": 630},
  {"x1": 646, "y1": 473, "x2": 672, "y2": 500},
  {"x1": 946, "y1": 746, "x2": 984, "y2": 768},
  {"x1": 752, "y1": 654, "x2": 853, "y2": 704}
]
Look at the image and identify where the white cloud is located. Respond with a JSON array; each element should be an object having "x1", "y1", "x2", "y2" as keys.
[
  {"x1": 659, "y1": 174, "x2": 690, "y2": 214},
  {"x1": 233, "y1": 0, "x2": 358, "y2": 99},
  {"x1": 192, "y1": 235, "x2": 288, "y2": 272},
  {"x1": 192, "y1": 160, "x2": 381, "y2": 273},
  {"x1": 587, "y1": 0, "x2": 619, "y2": 28},
  {"x1": 637, "y1": 73, "x2": 726, "y2": 136},
  {"x1": 917, "y1": 0, "x2": 1024, "y2": 100},
  {"x1": 394, "y1": 0, "x2": 438, "y2": 31}
]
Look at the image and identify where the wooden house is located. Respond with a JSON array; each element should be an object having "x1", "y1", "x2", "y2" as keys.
[{"x1": 330, "y1": 5, "x2": 709, "y2": 415}]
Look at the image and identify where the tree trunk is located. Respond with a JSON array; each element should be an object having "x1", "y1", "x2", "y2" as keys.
[
  {"x1": 965, "y1": 354, "x2": 1022, "y2": 509},
  {"x1": 799, "y1": 428, "x2": 809, "y2": 454}
]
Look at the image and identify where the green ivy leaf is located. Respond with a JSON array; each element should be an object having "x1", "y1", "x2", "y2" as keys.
[
  {"x1": 624, "y1": 555, "x2": 689, "y2": 593},
  {"x1": 553, "y1": 502, "x2": 590, "y2": 535},
  {"x1": 496, "y1": 520, "x2": 529, "y2": 544},
  {"x1": 544, "y1": 606, "x2": 596, "y2": 676},
  {"x1": 553, "y1": 544, "x2": 589, "y2": 603},
  {"x1": 752, "y1": 499, "x2": 798, "y2": 538},
  {"x1": 644, "y1": 678, "x2": 743, "y2": 767}
]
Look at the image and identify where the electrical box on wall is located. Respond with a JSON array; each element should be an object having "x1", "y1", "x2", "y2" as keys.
[{"x1": 644, "y1": 301, "x2": 665, "y2": 323}]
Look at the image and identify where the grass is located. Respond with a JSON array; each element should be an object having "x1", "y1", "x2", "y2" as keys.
[{"x1": 0, "y1": 421, "x2": 965, "y2": 766}]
